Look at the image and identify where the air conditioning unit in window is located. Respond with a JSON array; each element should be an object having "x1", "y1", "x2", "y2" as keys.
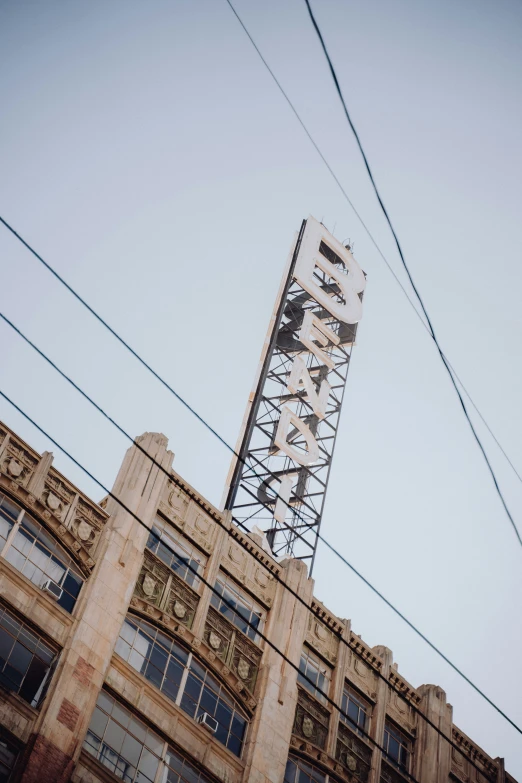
[
  {"x1": 41, "y1": 579, "x2": 62, "y2": 601},
  {"x1": 197, "y1": 713, "x2": 218, "y2": 734}
]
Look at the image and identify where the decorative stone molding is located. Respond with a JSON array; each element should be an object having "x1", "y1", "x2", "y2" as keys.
[
  {"x1": 306, "y1": 609, "x2": 340, "y2": 666},
  {"x1": 451, "y1": 726, "x2": 498, "y2": 780},
  {"x1": 203, "y1": 606, "x2": 262, "y2": 693},
  {"x1": 336, "y1": 722, "x2": 371, "y2": 783},
  {"x1": 289, "y1": 738, "x2": 355, "y2": 783},
  {"x1": 0, "y1": 474, "x2": 98, "y2": 575},
  {"x1": 293, "y1": 687, "x2": 330, "y2": 750},
  {"x1": 349, "y1": 635, "x2": 383, "y2": 671},
  {"x1": 388, "y1": 670, "x2": 421, "y2": 706},
  {"x1": 41, "y1": 472, "x2": 75, "y2": 521},
  {"x1": 1, "y1": 437, "x2": 38, "y2": 489},
  {"x1": 380, "y1": 760, "x2": 410, "y2": 783},
  {"x1": 133, "y1": 550, "x2": 199, "y2": 629},
  {"x1": 220, "y1": 539, "x2": 276, "y2": 609}
]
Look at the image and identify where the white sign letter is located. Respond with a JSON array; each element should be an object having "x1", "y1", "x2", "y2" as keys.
[
  {"x1": 294, "y1": 218, "x2": 366, "y2": 324},
  {"x1": 299, "y1": 311, "x2": 339, "y2": 370},
  {"x1": 287, "y1": 356, "x2": 330, "y2": 420},
  {"x1": 274, "y1": 406, "x2": 319, "y2": 466}
]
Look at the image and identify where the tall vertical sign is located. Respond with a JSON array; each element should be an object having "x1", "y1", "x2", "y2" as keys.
[{"x1": 223, "y1": 216, "x2": 366, "y2": 570}]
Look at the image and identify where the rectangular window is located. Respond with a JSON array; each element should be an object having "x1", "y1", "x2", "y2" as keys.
[
  {"x1": 3, "y1": 514, "x2": 83, "y2": 613},
  {"x1": 210, "y1": 573, "x2": 265, "y2": 643},
  {"x1": 147, "y1": 516, "x2": 207, "y2": 589},
  {"x1": 84, "y1": 691, "x2": 215, "y2": 783},
  {"x1": 0, "y1": 605, "x2": 57, "y2": 708},
  {"x1": 0, "y1": 733, "x2": 18, "y2": 783},
  {"x1": 383, "y1": 721, "x2": 412, "y2": 773},
  {"x1": 340, "y1": 683, "x2": 370, "y2": 737},
  {"x1": 297, "y1": 647, "x2": 331, "y2": 705}
]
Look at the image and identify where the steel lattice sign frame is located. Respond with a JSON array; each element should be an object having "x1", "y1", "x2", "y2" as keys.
[{"x1": 223, "y1": 216, "x2": 366, "y2": 570}]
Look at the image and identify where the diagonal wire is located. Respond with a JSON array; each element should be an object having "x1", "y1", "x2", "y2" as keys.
[
  {"x1": 221, "y1": 0, "x2": 522, "y2": 547},
  {"x1": 1, "y1": 308, "x2": 521, "y2": 748}
]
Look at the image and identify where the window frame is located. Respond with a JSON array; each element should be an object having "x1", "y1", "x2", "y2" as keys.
[
  {"x1": 147, "y1": 515, "x2": 207, "y2": 590},
  {"x1": 297, "y1": 646, "x2": 331, "y2": 705},
  {"x1": 383, "y1": 719, "x2": 412, "y2": 774},
  {"x1": 84, "y1": 691, "x2": 217, "y2": 783},
  {"x1": 340, "y1": 682, "x2": 371, "y2": 738},
  {"x1": 115, "y1": 615, "x2": 248, "y2": 758},
  {"x1": 0, "y1": 603, "x2": 58, "y2": 708},
  {"x1": 210, "y1": 572, "x2": 266, "y2": 643},
  {"x1": 0, "y1": 495, "x2": 84, "y2": 614}
]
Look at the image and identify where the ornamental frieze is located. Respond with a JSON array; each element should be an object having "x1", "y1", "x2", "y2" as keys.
[
  {"x1": 0, "y1": 438, "x2": 38, "y2": 488},
  {"x1": 336, "y1": 722, "x2": 371, "y2": 783},
  {"x1": 134, "y1": 549, "x2": 199, "y2": 629},
  {"x1": 203, "y1": 606, "x2": 262, "y2": 693},
  {"x1": 293, "y1": 687, "x2": 330, "y2": 750}
]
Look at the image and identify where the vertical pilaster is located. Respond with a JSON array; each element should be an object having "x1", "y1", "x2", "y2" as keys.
[
  {"x1": 326, "y1": 618, "x2": 352, "y2": 758},
  {"x1": 18, "y1": 433, "x2": 173, "y2": 783},
  {"x1": 243, "y1": 558, "x2": 313, "y2": 783},
  {"x1": 190, "y1": 512, "x2": 231, "y2": 639},
  {"x1": 369, "y1": 645, "x2": 393, "y2": 783},
  {"x1": 415, "y1": 685, "x2": 452, "y2": 783}
]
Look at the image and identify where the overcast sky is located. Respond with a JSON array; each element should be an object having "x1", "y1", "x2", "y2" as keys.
[{"x1": 1, "y1": 0, "x2": 521, "y2": 774}]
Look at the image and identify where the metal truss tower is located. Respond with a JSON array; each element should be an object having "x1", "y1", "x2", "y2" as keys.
[{"x1": 223, "y1": 216, "x2": 365, "y2": 572}]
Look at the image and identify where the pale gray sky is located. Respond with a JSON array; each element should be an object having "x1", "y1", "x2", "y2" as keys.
[{"x1": 1, "y1": 0, "x2": 521, "y2": 774}]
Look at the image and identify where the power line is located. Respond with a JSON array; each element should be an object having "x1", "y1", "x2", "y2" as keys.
[
  {"x1": 0, "y1": 388, "x2": 424, "y2": 783},
  {"x1": 1, "y1": 220, "x2": 521, "y2": 732},
  {"x1": 222, "y1": 0, "x2": 522, "y2": 547},
  {"x1": 1, "y1": 310, "x2": 520, "y2": 760}
]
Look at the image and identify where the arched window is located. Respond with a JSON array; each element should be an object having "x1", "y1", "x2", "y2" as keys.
[
  {"x1": 0, "y1": 494, "x2": 83, "y2": 614},
  {"x1": 85, "y1": 691, "x2": 216, "y2": 783},
  {"x1": 115, "y1": 616, "x2": 248, "y2": 758}
]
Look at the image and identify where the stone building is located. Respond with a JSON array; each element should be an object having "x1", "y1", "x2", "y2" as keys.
[{"x1": 0, "y1": 419, "x2": 516, "y2": 783}]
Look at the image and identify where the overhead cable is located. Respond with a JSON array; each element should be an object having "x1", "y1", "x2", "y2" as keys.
[
  {"x1": 222, "y1": 0, "x2": 522, "y2": 547},
  {"x1": 1, "y1": 309, "x2": 520, "y2": 750},
  {"x1": 0, "y1": 387, "x2": 425, "y2": 783}
]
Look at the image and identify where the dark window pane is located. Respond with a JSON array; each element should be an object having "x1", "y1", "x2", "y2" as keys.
[
  {"x1": 19, "y1": 656, "x2": 47, "y2": 704},
  {"x1": 200, "y1": 686, "x2": 218, "y2": 717},
  {"x1": 231, "y1": 715, "x2": 246, "y2": 742},
  {"x1": 226, "y1": 734, "x2": 241, "y2": 757},
  {"x1": 215, "y1": 701, "x2": 232, "y2": 731},
  {"x1": 8, "y1": 642, "x2": 31, "y2": 676},
  {"x1": 63, "y1": 572, "x2": 82, "y2": 599},
  {"x1": 144, "y1": 662, "x2": 163, "y2": 690}
]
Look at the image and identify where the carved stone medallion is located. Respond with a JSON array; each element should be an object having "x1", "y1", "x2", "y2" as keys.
[
  {"x1": 237, "y1": 657, "x2": 250, "y2": 681},
  {"x1": 77, "y1": 520, "x2": 92, "y2": 541},
  {"x1": 142, "y1": 574, "x2": 156, "y2": 597},
  {"x1": 209, "y1": 631, "x2": 221, "y2": 650},
  {"x1": 173, "y1": 601, "x2": 186, "y2": 619},
  {"x1": 46, "y1": 492, "x2": 61, "y2": 512},
  {"x1": 346, "y1": 755, "x2": 357, "y2": 772},
  {"x1": 7, "y1": 459, "x2": 23, "y2": 478},
  {"x1": 302, "y1": 717, "x2": 314, "y2": 738}
]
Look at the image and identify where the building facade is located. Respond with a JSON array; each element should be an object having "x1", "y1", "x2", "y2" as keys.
[{"x1": 0, "y1": 420, "x2": 516, "y2": 783}]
